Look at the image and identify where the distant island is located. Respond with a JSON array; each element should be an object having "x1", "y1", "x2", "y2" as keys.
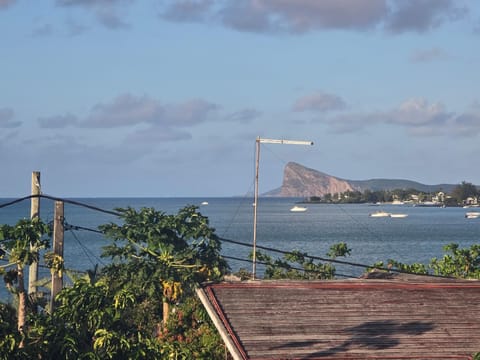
[{"x1": 265, "y1": 162, "x2": 459, "y2": 198}]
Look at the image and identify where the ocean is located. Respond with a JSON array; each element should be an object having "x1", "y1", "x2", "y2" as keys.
[{"x1": 1, "y1": 196, "x2": 479, "y2": 300}]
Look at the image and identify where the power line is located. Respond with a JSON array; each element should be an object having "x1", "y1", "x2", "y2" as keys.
[
  {"x1": 218, "y1": 236, "x2": 453, "y2": 279},
  {"x1": 0, "y1": 194, "x2": 121, "y2": 216},
  {"x1": 66, "y1": 228, "x2": 106, "y2": 268},
  {"x1": 0, "y1": 194, "x2": 456, "y2": 280},
  {"x1": 222, "y1": 255, "x2": 355, "y2": 279}
]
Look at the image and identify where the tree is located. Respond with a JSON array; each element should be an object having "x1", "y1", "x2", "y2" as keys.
[
  {"x1": 430, "y1": 243, "x2": 480, "y2": 278},
  {"x1": 451, "y1": 181, "x2": 479, "y2": 204},
  {"x1": 254, "y1": 242, "x2": 351, "y2": 280},
  {"x1": 99, "y1": 206, "x2": 228, "y2": 322},
  {"x1": 0, "y1": 205, "x2": 231, "y2": 359},
  {"x1": 0, "y1": 218, "x2": 50, "y2": 334},
  {"x1": 93, "y1": 205, "x2": 229, "y2": 357}
]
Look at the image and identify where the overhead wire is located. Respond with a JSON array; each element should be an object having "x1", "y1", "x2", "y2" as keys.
[
  {"x1": 0, "y1": 194, "x2": 121, "y2": 216},
  {"x1": 65, "y1": 221, "x2": 106, "y2": 267},
  {"x1": 1, "y1": 193, "x2": 454, "y2": 280},
  {"x1": 219, "y1": 236, "x2": 453, "y2": 279}
]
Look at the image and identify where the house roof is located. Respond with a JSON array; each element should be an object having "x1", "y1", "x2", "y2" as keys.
[{"x1": 197, "y1": 278, "x2": 480, "y2": 359}]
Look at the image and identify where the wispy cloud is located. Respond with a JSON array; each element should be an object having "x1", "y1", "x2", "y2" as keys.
[
  {"x1": 81, "y1": 93, "x2": 164, "y2": 128},
  {"x1": 385, "y1": 0, "x2": 468, "y2": 34},
  {"x1": 31, "y1": 24, "x2": 55, "y2": 37},
  {"x1": 39, "y1": 93, "x2": 221, "y2": 130},
  {"x1": 314, "y1": 98, "x2": 480, "y2": 137},
  {"x1": 161, "y1": 0, "x2": 213, "y2": 22},
  {"x1": 160, "y1": 0, "x2": 388, "y2": 34},
  {"x1": 410, "y1": 47, "x2": 449, "y2": 63},
  {"x1": 56, "y1": 0, "x2": 132, "y2": 29},
  {"x1": 159, "y1": 0, "x2": 470, "y2": 35},
  {"x1": 0, "y1": 108, "x2": 21, "y2": 128},
  {"x1": 293, "y1": 91, "x2": 347, "y2": 112},
  {"x1": 0, "y1": 0, "x2": 16, "y2": 9},
  {"x1": 225, "y1": 108, "x2": 262, "y2": 123},
  {"x1": 38, "y1": 114, "x2": 78, "y2": 128}
]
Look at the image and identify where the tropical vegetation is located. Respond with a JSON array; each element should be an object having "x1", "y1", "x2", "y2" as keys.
[
  {"x1": 0, "y1": 200, "x2": 479, "y2": 358},
  {"x1": 0, "y1": 206, "x2": 229, "y2": 359},
  {"x1": 306, "y1": 181, "x2": 479, "y2": 206}
]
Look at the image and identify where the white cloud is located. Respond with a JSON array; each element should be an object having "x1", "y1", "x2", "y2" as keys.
[
  {"x1": 387, "y1": 98, "x2": 451, "y2": 127},
  {"x1": 293, "y1": 92, "x2": 346, "y2": 112},
  {"x1": 56, "y1": 0, "x2": 132, "y2": 29},
  {"x1": 159, "y1": 0, "x2": 471, "y2": 35},
  {"x1": 0, "y1": 0, "x2": 16, "y2": 9},
  {"x1": 82, "y1": 94, "x2": 163, "y2": 128},
  {"x1": 386, "y1": 0, "x2": 468, "y2": 34},
  {"x1": 314, "y1": 98, "x2": 480, "y2": 137},
  {"x1": 75, "y1": 94, "x2": 219, "y2": 128},
  {"x1": 161, "y1": 98, "x2": 219, "y2": 126}
]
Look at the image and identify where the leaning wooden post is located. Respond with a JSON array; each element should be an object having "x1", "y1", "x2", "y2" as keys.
[
  {"x1": 28, "y1": 171, "x2": 41, "y2": 296},
  {"x1": 50, "y1": 201, "x2": 64, "y2": 312}
]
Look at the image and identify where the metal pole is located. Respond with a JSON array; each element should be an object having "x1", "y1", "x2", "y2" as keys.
[
  {"x1": 252, "y1": 138, "x2": 260, "y2": 279},
  {"x1": 251, "y1": 138, "x2": 313, "y2": 280}
]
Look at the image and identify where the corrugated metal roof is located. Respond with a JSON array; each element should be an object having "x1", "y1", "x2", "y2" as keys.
[{"x1": 197, "y1": 279, "x2": 480, "y2": 359}]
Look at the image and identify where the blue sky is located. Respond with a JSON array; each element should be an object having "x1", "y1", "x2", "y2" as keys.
[{"x1": 1, "y1": 0, "x2": 480, "y2": 197}]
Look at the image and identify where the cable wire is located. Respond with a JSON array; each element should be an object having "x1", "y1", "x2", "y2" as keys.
[{"x1": 219, "y1": 236, "x2": 453, "y2": 279}]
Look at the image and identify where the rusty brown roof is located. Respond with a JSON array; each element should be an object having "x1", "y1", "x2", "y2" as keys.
[{"x1": 197, "y1": 279, "x2": 480, "y2": 359}]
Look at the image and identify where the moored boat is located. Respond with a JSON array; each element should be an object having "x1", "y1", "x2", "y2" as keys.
[
  {"x1": 290, "y1": 205, "x2": 307, "y2": 212},
  {"x1": 369, "y1": 211, "x2": 390, "y2": 217},
  {"x1": 465, "y1": 211, "x2": 480, "y2": 219},
  {"x1": 389, "y1": 213, "x2": 408, "y2": 218}
]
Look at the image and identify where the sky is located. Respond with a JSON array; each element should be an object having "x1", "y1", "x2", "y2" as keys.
[{"x1": 1, "y1": 0, "x2": 480, "y2": 197}]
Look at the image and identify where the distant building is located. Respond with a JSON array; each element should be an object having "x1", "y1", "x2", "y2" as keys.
[{"x1": 432, "y1": 191, "x2": 445, "y2": 204}]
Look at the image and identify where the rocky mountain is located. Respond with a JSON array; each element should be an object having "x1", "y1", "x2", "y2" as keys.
[{"x1": 266, "y1": 162, "x2": 456, "y2": 197}]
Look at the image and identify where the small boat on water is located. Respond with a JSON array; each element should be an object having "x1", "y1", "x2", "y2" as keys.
[
  {"x1": 201, "y1": 201, "x2": 209, "y2": 206},
  {"x1": 465, "y1": 212, "x2": 480, "y2": 219},
  {"x1": 389, "y1": 213, "x2": 408, "y2": 218},
  {"x1": 290, "y1": 205, "x2": 307, "y2": 212},
  {"x1": 369, "y1": 211, "x2": 390, "y2": 217}
]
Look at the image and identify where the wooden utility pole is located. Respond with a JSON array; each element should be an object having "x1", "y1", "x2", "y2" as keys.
[
  {"x1": 50, "y1": 201, "x2": 64, "y2": 312},
  {"x1": 28, "y1": 171, "x2": 41, "y2": 296}
]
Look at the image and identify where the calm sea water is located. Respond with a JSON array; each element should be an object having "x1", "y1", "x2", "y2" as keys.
[{"x1": 1, "y1": 197, "x2": 479, "y2": 300}]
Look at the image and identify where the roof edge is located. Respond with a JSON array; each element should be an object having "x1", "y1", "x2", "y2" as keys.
[{"x1": 195, "y1": 287, "x2": 246, "y2": 360}]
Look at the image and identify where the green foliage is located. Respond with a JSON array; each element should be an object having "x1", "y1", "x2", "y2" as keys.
[
  {"x1": 371, "y1": 244, "x2": 480, "y2": 279},
  {"x1": 385, "y1": 260, "x2": 428, "y2": 275},
  {"x1": 327, "y1": 242, "x2": 351, "y2": 259},
  {"x1": 0, "y1": 303, "x2": 21, "y2": 359},
  {"x1": 100, "y1": 206, "x2": 228, "y2": 291},
  {"x1": 158, "y1": 297, "x2": 227, "y2": 359},
  {"x1": 451, "y1": 181, "x2": 479, "y2": 203},
  {"x1": 0, "y1": 218, "x2": 51, "y2": 267},
  {"x1": 256, "y1": 243, "x2": 351, "y2": 280},
  {"x1": 0, "y1": 205, "x2": 231, "y2": 359},
  {"x1": 430, "y1": 243, "x2": 480, "y2": 279}
]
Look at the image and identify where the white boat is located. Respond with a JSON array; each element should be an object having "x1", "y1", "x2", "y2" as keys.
[
  {"x1": 369, "y1": 211, "x2": 390, "y2": 217},
  {"x1": 290, "y1": 205, "x2": 307, "y2": 212},
  {"x1": 465, "y1": 212, "x2": 480, "y2": 219},
  {"x1": 389, "y1": 213, "x2": 408, "y2": 218},
  {"x1": 201, "y1": 201, "x2": 209, "y2": 206}
]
